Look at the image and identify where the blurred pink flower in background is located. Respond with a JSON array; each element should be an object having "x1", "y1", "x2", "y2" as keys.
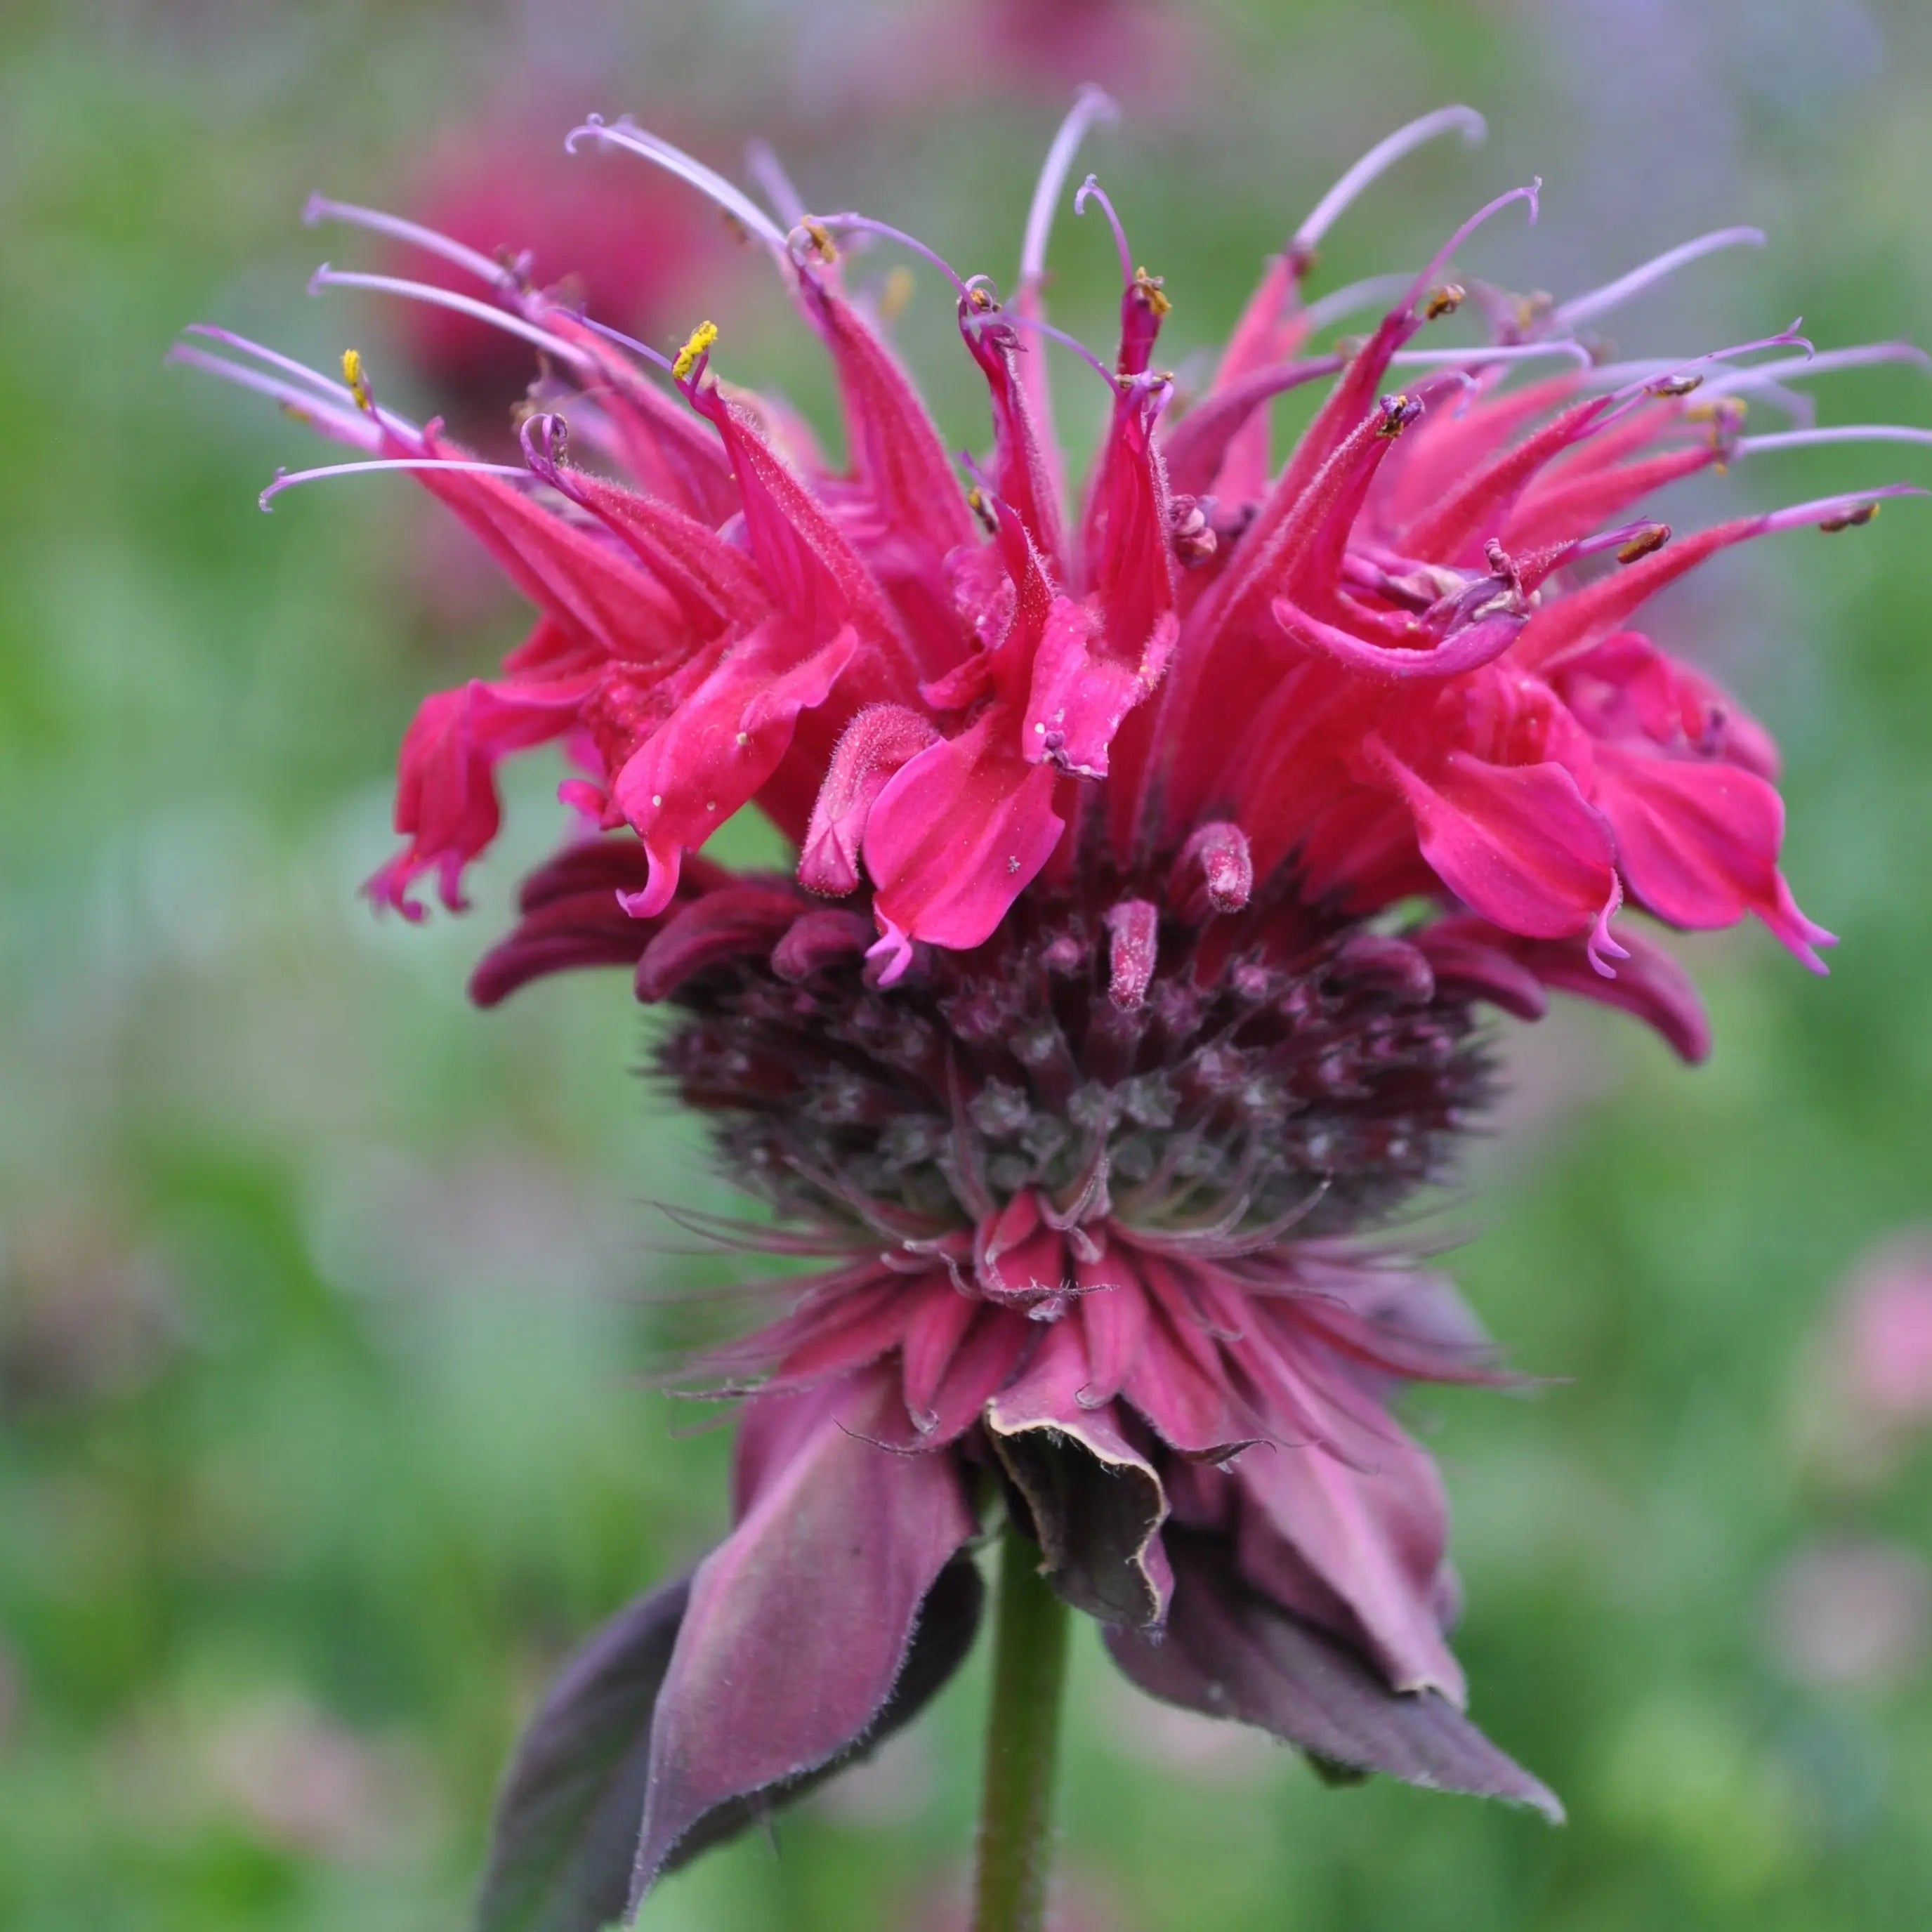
[
  {"x1": 1799, "y1": 1231, "x2": 1932, "y2": 1487},
  {"x1": 1763, "y1": 1537, "x2": 1931, "y2": 1690},
  {"x1": 372, "y1": 109, "x2": 735, "y2": 436}
]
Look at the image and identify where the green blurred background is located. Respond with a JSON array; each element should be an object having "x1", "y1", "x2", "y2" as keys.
[{"x1": 4, "y1": 1, "x2": 1931, "y2": 1926}]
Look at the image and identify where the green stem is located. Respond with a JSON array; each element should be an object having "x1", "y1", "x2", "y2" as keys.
[{"x1": 971, "y1": 1523, "x2": 1072, "y2": 1932}]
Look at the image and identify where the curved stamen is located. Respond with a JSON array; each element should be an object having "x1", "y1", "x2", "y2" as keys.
[
  {"x1": 303, "y1": 193, "x2": 513, "y2": 290},
  {"x1": 168, "y1": 344, "x2": 384, "y2": 449},
  {"x1": 1565, "y1": 518, "x2": 1672, "y2": 565},
  {"x1": 180, "y1": 324, "x2": 360, "y2": 407},
  {"x1": 259, "y1": 456, "x2": 534, "y2": 511},
  {"x1": 570, "y1": 313, "x2": 678, "y2": 374},
  {"x1": 1755, "y1": 482, "x2": 1926, "y2": 534},
  {"x1": 1702, "y1": 340, "x2": 1932, "y2": 398},
  {"x1": 1554, "y1": 226, "x2": 1766, "y2": 330},
  {"x1": 1388, "y1": 339, "x2": 1594, "y2": 370},
  {"x1": 1300, "y1": 272, "x2": 1414, "y2": 334},
  {"x1": 1398, "y1": 181, "x2": 1541, "y2": 319},
  {"x1": 565, "y1": 115, "x2": 788, "y2": 253},
  {"x1": 744, "y1": 139, "x2": 808, "y2": 229},
  {"x1": 1598, "y1": 323, "x2": 1812, "y2": 427},
  {"x1": 971, "y1": 304, "x2": 1117, "y2": 387},
  {"x1": 808, "y1": 213, "x2": 975, "y2": 303},
  {"x1": 1074, "y1": 173, "x2": 1134, "y2": 287},
  {"x1": 308, "y1": 265, "x2": 598, "y2": 372},
  {"x1": 1020, "y1": 84, "x2": 1119, "y2": 291},
  {"x1": 1290, "y1": 105, "x2": 1487, "y2": 270},
  {"x1": 1733, "y1": 424, "x2": 1932, "y2": 456}
]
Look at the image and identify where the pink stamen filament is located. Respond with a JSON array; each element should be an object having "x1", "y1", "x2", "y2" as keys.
[
  {"x1": 1388, "y1": 339, "x2": 1593, "y2": 370},
  {"x1": 303, "y1": 193, "x2": 512, "y2": 289},
  {"x1": 1398, "y1": 181, "x2": 1542, "y2": 320},
  {"x1": 1555, "y1": 226, "x2": 1766, "y2": 329},
  {"x1": 972, "y1": 305, "x2": 1116, "y2": 387},
  {"x1": 810, "y1": 214, "x2": 975, "y2": 303},
  {"x1": 1734, "y1": 425, "x2": 1932, "y2": 456},
  {"x1": 168, "y1": 345, "x2": 383, "y2": 450},
  {"x1": 1074, "y1": 173, "x2": 1134, "y2": 287},
  {"x1": 1300, "y1": 272, "x2": 1414, "y2": 334},
  {"x1": 1755, "y1": 482, "x2": 1927, "y2": 534},
  {"x1": 308, "y1": 265, "x2": 598, "y2": 372},
  {"x1": 1702, "y1": 341, "x2": 1932, "y2": 398},
  {"x1": 744, "y1": 139, "x2": 808, "y2": 229},
  {"x1": 1598, "y1": 323, "x2": 1813, "y2": 430},
  {"x1": 565, "y1": 116, "x2": 788, "y2": 253},
  {"x1": 571, "y1": 313, "x2": 678, "y2": 374},
  {"x1": 180, "y1": 324, "x2": 360, "y2": 407},
  {"x1": 1565, "y1": 519, "x2": 1672, "y2": 564},
  {"x1": 259, "y1": 456, "x2": 536, "y2": 511},
  {"x1": 1020, "y1": 84, "x2": 1119, "y2": 291},
  {"x1": 1290, "y1": 105, "x2": 1487, "y2": 265}
]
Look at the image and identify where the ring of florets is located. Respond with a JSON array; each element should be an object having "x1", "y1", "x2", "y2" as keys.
[{"x1": 657, "y1": 879, "x2": 1495, "y2": 1252}]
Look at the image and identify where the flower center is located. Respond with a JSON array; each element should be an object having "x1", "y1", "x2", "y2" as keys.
[{"x1": 657, "y1": 883, "x2": 1494, "y2": 1247}]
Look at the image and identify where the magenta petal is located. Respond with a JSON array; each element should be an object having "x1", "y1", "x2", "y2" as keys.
[
  {"x1": 864, "y1": 709, "x2": 1066, "y2": 954},
  {"x1": 1362, "y1": 737, "x2": 1619, "y2": 943},
  {"x1": 1106, "y1": 1532, "x2": 1561, "y2": 1819},
  {"x1": 1591, "y1": 744, "x2": 1832, "y2": 971},
  {"x1": 611, "y1": 620, "x2": 858, "y2": 919},
  {"x1": 987, "y1": 1318, "x2": 1172, "y2": 1628},
  {"x1": 630, "y1": 1376, "x2": 975, "y2": 1902}
]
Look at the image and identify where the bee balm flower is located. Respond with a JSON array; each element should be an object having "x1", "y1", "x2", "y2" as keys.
[{"x1": 178, "y1": 89, "x2": 1927, "y2": 1928}]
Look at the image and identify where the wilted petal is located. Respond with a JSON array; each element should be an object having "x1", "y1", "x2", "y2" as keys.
[
  {"x1": 987, "y1": 1317, "x2": 1172, "y2": 1628},
  {"x1": 1106, "y1": 1533, "x2": 1560, "y2": 1818},
  {"x1": 1232, "y1": 1409, "x2": 1464, "y2": 1700}
]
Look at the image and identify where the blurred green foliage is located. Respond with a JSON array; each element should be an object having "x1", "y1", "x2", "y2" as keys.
[{"x1": 4, "y1": 2, "x2": 1931, "y2": 1927}]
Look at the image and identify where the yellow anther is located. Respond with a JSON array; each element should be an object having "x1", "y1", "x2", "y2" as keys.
[
  {"x1": 672, "y1": 320, "x2": 719, "y2": 381},
  {"x1": 341, "y1": 348, "x2": 373, "y2": 412},
  {"x1": 1424, "y1": 282, "x2": 1466, "y2": 322},
  {"x1": 801, "y1": 220, "x2": 837, "y2": 263},
  {"x1": 1133, "y1": 265, "x2": 1171, "y2": 316}
]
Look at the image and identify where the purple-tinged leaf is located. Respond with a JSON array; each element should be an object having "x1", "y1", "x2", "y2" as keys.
[
  {"x1": 478, "y1": 1554, "x2": 984, "y2": 1932},
  {"x1": 477, "y1": 1570, "x2": 689, "y2": 1932},
  {"x1": 629, "y1": 1377, "x2": 978, "y2": 1906}
]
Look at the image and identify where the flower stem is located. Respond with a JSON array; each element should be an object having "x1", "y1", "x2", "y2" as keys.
[{"x1": 971, "y1": 1523, "x2": 1072, "y2": 1932}]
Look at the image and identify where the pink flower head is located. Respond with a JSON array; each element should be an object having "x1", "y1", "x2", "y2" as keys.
[{"x1": 179, "y1": 93, "x2": 1926, "y2": 1924}]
